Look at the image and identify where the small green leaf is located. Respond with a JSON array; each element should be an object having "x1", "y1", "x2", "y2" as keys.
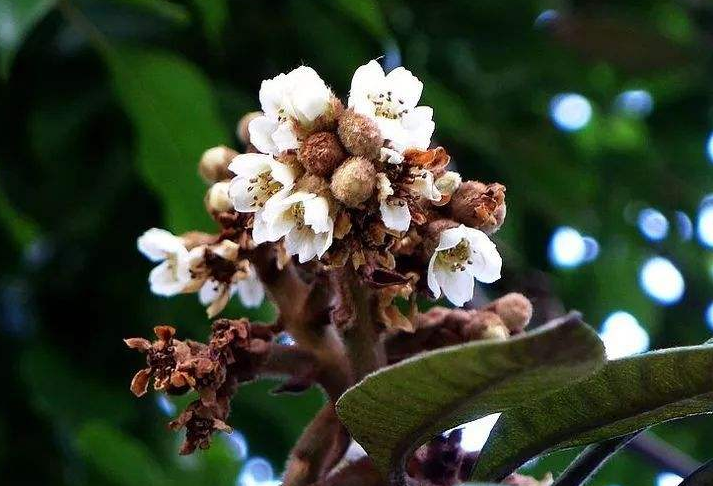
[
  {"x1": 681, "y1": 459, "x2": 713, "y2": 486},
  {"x1": 473, "y1": 344, "x2": 713, "y2": 481},
  {"x1": 76, "y1": 421, "x2": 169, "y2": 486},
  {"x1": 0, "y1": 0, "x2": 56, "y2": 79},
  {"x1": 104, "y1": 45, "x2": 229, "y2": 232},
  {"x1": 336, "y1": 314, "x2": 605, "y2": 477}
]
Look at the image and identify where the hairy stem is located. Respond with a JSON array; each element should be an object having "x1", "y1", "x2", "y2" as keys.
[{"x1": 334, "y1": 266, "x2": 385, "y2": 380}]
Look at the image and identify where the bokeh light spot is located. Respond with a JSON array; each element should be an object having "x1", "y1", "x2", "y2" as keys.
[
  {"x1": 639, "y1": 256, "x2": 685, "y2": 305},
  {"x1": 459, "y1": 414, "x2": 501, "y2": 452},
  {"x1": 656, "y1": 472, "x2": 683, "y2": 486},
  {"x1": 637, "y1": 208, "x2": 669, "y2": 241},
  {"x1": 549, "y1": 227, "x2": 587, "y2": 268},
  {"x1": 614, "y1": 90, "x2": 653, "y2": 118},
  {"x1": 599, "y1": 311, "x2": 650, "y2": 359},
  {"x1": 550, "y1": 93, "x2": 592, "y2": 132}
]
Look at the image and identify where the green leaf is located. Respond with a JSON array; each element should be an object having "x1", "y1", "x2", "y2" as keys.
[
  {"x1": 104, "y1": 45, "x2": 229, "y2": 232},
  {"x1": 0, "y1": 0, "x2": 56, "y2": 79},
  {"x1": 76, "y1": 421, "x2": 169, "y2": 486},
  {"x1": 189, "y1": 0, "x2": 228, "y2": 46},
  {"x1": 336, "y1": 314, "x2": 605, "y2": 477},
  {"x1": 681, "y1": 459, "x2": 713, "y2": 486},
  {"x1": 326, "y1": 0, "x2": 390, "y2": 41},
  {"x1": 473, "y1": 344, "x2": 713, "y2": 481},
  {"x1": 106, "y1": 0, "x2": 190, "y2": 24}
]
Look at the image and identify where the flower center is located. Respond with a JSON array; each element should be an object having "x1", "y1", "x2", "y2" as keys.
[
  {"x1": 248, "y1": 171, "x2": 283, "y2": 208},
  {"x1": 291, "y1": 202, "x2": 306, "y2": 229},
  {"x1": 369, "y1": 90, "x2": 409, "y2": 120},
  {"x1": 437, "y1": 239, "x2": 472, "y2": 272}
]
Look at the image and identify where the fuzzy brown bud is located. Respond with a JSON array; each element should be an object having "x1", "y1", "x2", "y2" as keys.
[
  {"x1": 296, "y1": 174, "x2": 331, "y2": 198},
  {"x1": 484, "y1": 293, "x2": 533, "y2": 333},
  {"x1": 237, "y1": 111, "x2": 261, "y2": 146},
  {"x1": 330, "y1": 156, "x2": 376, "y2": 207},
  {"x1": 298, "y1": 131, "x2": 346, "y2": 176},
  {"x1": 337, "y1": 108, "x2": 384, "y2": 159},
  {"x1": 449, "y1": 181, "x2": 506, "y2": 234},
  {"x1": 199, "y1": 146, "x2": 237, "y2": 184},
  {"x1": 204, "y1": 181, "x2": 233, "y2": 214}
]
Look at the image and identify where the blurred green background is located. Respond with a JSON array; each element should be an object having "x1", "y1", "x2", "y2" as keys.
[{"x1": 2, "y1": 0, "x2": 713, "y2": 485}]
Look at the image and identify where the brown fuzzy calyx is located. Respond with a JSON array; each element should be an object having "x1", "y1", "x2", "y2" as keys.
[
  {"x1": 449, "y1": 181, "x2": 506, "y2": 234},
  {"x1": 204, "y1": 181, "x2": 233, "y2": 214},
  {"x1": 198, "y1": 146, "x2": 237, "y2": 184},
  {"x1": 298, "y1": 131, "x2": 346, "y2": 177},
  {"x1": 484, "y1": 292, "x2": 533, "y2": 334},
  {"x1": 330, "y1": 156, "x2": 377, "y2": 208},
  {"x1": 296, "y1": 174, "x2": 332, "y2": 198},
  {"x1": 337, "y1": 108, "x2": 384, "y2": 159}
]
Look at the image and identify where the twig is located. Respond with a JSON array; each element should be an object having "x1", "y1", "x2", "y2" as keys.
[
  {"x1": 627, "y1": 431, "x2": 700, "y2": 477},
  {"x1": 553, "y1": 433, "x2": 639, "y2": 486}
]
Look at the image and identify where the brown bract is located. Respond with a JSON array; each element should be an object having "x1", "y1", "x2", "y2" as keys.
[{"x1": 449, "y1": 181, "x2": 507, "y2": 234}]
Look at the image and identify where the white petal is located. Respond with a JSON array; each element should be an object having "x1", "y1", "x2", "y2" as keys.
[
  {"x1": 348, "y1": 60, "x2": 385, "y2": 109},
  {"x1": 235, "y1": 267, "x2": 265, "y2": 308},
  {"x1": 286, "y1": 66, "x2": 331, "y2": 122},
  {"x1": 461, "y1": 226, "x2": 502, "y2": 283},
  {"x1": 284, "y1": 227, "x2": 318, "y2": 263},
  {"x1": 435, "y1": 225, "x2": 468, "y2": 251},
  {"x1": 199, "y1": 279, "x2": 223, "y2": 305},
  {"x1": 384, "y1": 66, "x2": 423, "y2": 108},
  {"x1": 402, "y1": 106, "x2": 435, "y2": 150},
  {"x1": 376, "y1": 117, "x2": 409, "y2": 151},
  {"x1": 427, "y1": 253, "x2": 441, "y2": 299},
  {"x1": 380, "y1": 199, "x2": 411, "y2": 232},
  {"x1": 258, "y1": 74, "x2": 288, "y2": 117},
  {"x1": 303, "y1": 196, "x2": 331, "y2": 233},
  {"x1": 380, "y1": 147, "x2": 404, "y2": 165},
  {"x1": 409, "y1": 169, "x2": 441, "y2": 201},
  {"x1": 149, "y1": 260, "x2": 190, "y2": 296},
  {"x1": 137, "y1": 228, "x2": 183, "y2": 262},
  {"x1": 272, "y1": 121, "x2": 299, "y2": 152},
  {"x1": 268, "y1": 158, "x2": 298, "y2": 187},
  {"x1": 376, "y1": 173, "x2": 394, "y2": 201},
  {"x1": 251, "y1": 211, "x2": 275, "y2": 244},
  {"x1": 248, "y1": 116, "x2": 280, "y2": 154},
  {"x1": 435, "y1": 265, "x2": 475, "y2": 307},
  {"x1": 228, "y1": 153, "x2": 273, "y2": 178},
  {"x1": 229, "y1": 177, "x2": 262, "y2": 213}
]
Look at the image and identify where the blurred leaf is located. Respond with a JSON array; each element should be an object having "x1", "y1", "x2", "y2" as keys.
[
  {"x1": 326, "y1": 0, "x2": 390, "y2": 41},
  {"x1": 473, "y1": 344, "x2": 713, "y2": 481},
  {"x1": 77, "y1": 421, "x2": 169, "y2": 486},
  {"x1": 106, "y1": 0, "x2": 189, "y2": 24},
  {"x1": 104, "y1": 45, "x2": 229, "y2": 232},
  {"x1": 336, "y1": 314, "x2": 605, "y2": 476},
  {"x1": 0, "y1": 0, "x2": 56, "y2": 79},
  {"x1": 0, "y1": 181, "x2": 39, "y2": 248},
  {"x1": 681, "y1": 459, "x2": 713, "y2": 486},
  {"x1": 189, "y1": 0, "x2": 227, "y2": 46},
  {"x1": 21, "y1": 344, "x2": 135, "y2": 428}
]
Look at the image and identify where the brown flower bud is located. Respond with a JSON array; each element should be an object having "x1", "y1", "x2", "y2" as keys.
[
  {"x1": 330, "y1": 156, "x2": 377, "y2": 208},
  {"x1": 484, "y1": 292, "x2": 533, "y2": 333},
  {"x1": 296, "y1": 173, "x2": 331, "y2": 198},
  {"x1": 449, "y1": 181, "x2": 506, "y2": 234},
  {"x1": 337, "y1": 108, "x2": 384, "y2": 159},
  {"x1": 309, "y1": 95, "x2": 345, "y2": 133},
  {"x1": 236, "y1": 111, "x2": 261, "y2": 145},
  {"x1": 204, "y1": 181, "x2": 233, "y2": 214},
  {"x1": 298, "y1": 131, "x2": 346, "y2": 176},
  {"x1": 199, "y1": 146, "x2": 237, "y2": 184}
]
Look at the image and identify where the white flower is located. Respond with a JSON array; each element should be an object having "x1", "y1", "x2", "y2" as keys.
[
  {"x1": 261, "y1": 191, "x2": 334, "y2": 263},
  {"x1": 377, "y1": 173, "x2": 410, "y2": 232},
  {"x1": 427, "y1": 225, "x2": 502, "y2": 307},
  {"x1": 199, "y1": 273, "x2": 264, "y2": 317},
  {"x1": 348, "y1": 60, "x2": 435, "y2": 152},
  {"x1": 248, "y1": 66, "x2": 332, "y2": 154},
  {"x1": 137, "y1": 228, "x2": 192, "y2": 297},
  {"x1": 228, "y1": 153, "x2": 297, "y2": 213},
  {"x1": 407, "y1": 168, "x2": 441, "y2": 201}
]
